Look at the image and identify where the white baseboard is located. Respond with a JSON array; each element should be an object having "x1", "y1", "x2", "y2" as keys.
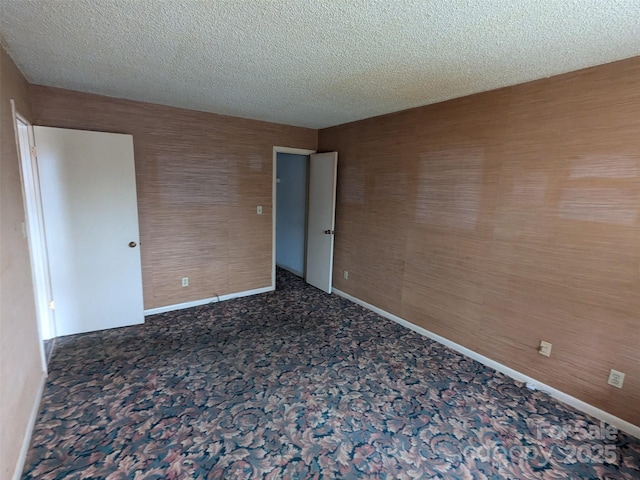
[
  {"x1": 144, "y1": 286, "x2": 274, "y2": 316},
  {"x1": 333, "y1": 288, "x2": 640, "y2": 440},
  {"x1": 13, "y1": 372, "x2": 46, "y2": 480}
]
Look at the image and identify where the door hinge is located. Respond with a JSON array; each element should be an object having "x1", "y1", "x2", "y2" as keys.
[
  {"x1": 48, "y1": 300, "x2": 55, "y2": 310},
  {"x1": 31, "y1": 146, "x2": 37, "y2": 157}
]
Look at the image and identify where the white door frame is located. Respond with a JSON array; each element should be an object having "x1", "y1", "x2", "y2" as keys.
[
  {"x1": 11, "y1": 100, "x2": 52, "y2": 373},
  {"x1": 272, "y1": 146, "x2": 316, "y2": 288}
]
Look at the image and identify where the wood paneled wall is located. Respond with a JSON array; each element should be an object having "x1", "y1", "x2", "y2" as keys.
[
  {"x1": 30, "y1": 86, "x2": 317, "y2": 309},
  {"x1": 319, "y1": 56, "x2": 640, "y2": 426},
  {"x1": 0, "y1": 46, "x2": 44, "y2": 478}
]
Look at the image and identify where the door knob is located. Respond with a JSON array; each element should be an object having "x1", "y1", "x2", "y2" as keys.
[
  {"x1": 324, "y1": 230, "x2": 335, "y2": 235},
  {"x1": 129, "y1": 241, "x2": 137, "y2": 248}
]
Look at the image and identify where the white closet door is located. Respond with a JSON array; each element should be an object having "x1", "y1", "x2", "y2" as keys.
[
  {"x1": 306, "y1": 152, "x2": 338, "y2": 293},
  {"x1": 34, "y1": 126, "x2": 144, "y2": 336}
]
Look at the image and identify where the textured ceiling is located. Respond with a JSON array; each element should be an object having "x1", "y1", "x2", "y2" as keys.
[{"x1": 2, "y1": 1, "x2": 640, "y2": 129}]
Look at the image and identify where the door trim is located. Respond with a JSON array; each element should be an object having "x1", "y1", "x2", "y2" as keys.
[
  {"x1": 11, "y1": 100, "x2": 50, "y2": 374},
  {"x1": 272, "y1": 146, "x2": 316, "y2": 289}
]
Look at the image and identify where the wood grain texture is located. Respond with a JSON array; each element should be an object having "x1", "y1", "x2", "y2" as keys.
[
  {"x1": 30, "y1": 86, "x2": 316, "y2": 309},
  {"x1": 320, "y1": 56, "x2": 640, "y2": 426},
  {"x1": 0, "y1": 46, "x2": 44, "y2": 478}
]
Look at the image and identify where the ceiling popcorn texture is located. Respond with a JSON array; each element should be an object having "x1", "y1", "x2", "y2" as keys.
[{"x1": 2, "y1": 0, "x2": 640, "y2": 128}]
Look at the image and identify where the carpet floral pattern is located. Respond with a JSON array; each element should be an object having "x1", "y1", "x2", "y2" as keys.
[{"x1": 23, "y1": 270, "x2": 640, "y2": 479}]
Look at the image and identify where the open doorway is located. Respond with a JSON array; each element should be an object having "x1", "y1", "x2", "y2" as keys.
[
  {"x1": 276, "y1": 152, "x2": 309, "y2": 278},
  {"x1": 272, "y1": 147, "x2": 314, "y2": 289},
  {"x1": 272, "y1": 147, "x2": 339, "y2": 293}
]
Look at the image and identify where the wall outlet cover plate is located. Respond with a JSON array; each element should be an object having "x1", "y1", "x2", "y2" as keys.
[{"x1": 608, "y1": 369, "x2": 625, "y2": 388}]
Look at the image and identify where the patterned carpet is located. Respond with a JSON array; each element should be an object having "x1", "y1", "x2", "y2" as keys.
[{"x1": 23, "y1": 269, "x2": 640, "y2": 479}]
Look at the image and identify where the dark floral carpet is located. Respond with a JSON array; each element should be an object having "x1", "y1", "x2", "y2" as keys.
[{"x1": 23, "y1": 269, "x2": 640, "y2": 479}]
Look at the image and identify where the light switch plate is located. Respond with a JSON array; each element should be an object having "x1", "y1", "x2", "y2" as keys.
[{"x1": 539, "y1": 340, "x2": 552, "y2": 357}]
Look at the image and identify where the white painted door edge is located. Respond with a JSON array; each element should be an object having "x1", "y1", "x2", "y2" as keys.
[
  {"x1": 144, "y1": 285, "x2": 274, "y2": 316},
  {"x1": 272, "y1": 146, "x2": 316, "y2": 289},
  {"x1": 332, "y1": 288, "x2": 640, "y2": 440}
]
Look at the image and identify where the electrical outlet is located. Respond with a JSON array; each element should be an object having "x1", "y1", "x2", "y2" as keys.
[
  {"x1": 181, "y1": 277, "x2": 189, "y2": 287},
  {"x1": 538, "y1": 340, "x2": 552, "y2": 357},
  {"x1": 343, "y1": 270, "x2": 349, "y2": 280},
  {"x1": 608, "y1": 369, "x2": 625, "y2": 389},
  {"x1": 257, "y1": 205, "x2": 263, "y2": 215}
]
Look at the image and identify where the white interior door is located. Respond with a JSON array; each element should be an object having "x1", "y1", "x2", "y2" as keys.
[
  {"x1": 34, "y1": 126, "x2": 144, "y2": 336},
  {"x1": 306, "y1": 152, "x2": 338, "y2": 293}
]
